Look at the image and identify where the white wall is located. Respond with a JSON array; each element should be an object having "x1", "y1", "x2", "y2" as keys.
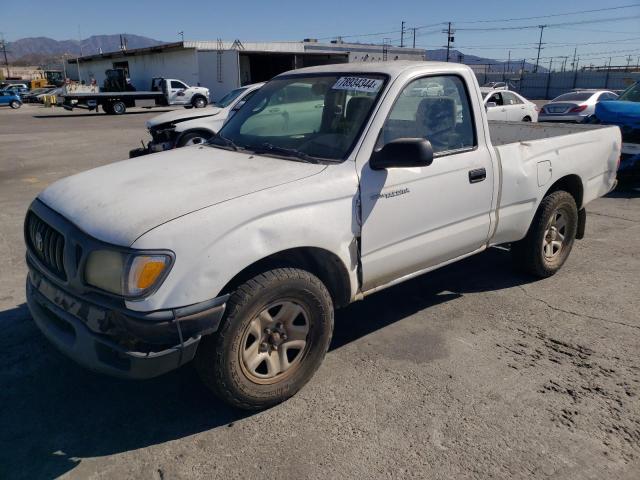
[
  {"x1": 197, "y1": 50, "x2": 240, "y2": 101},
  {"x1": 74, "y1": 49, "x2": 200, "y2": 90}
]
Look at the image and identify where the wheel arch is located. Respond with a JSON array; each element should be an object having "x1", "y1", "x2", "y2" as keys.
[
  {"x1": 175, "y1": 128, "x2": 216, "y2": 146},
  {"x1": 544, "y1": 174, "x2": 584, "y2": 209},
  {"x1": 218, "y1": 247, "x2": 352, "y2": 309}
]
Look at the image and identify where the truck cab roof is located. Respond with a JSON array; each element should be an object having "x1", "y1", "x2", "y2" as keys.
[{"x1": 277, "y1": 60, "x2": 470, "y2": 79}]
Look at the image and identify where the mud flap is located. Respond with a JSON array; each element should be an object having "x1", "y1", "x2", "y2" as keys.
[{"x1": 576, "y1": 208, "x2": 586, "y2": 240}]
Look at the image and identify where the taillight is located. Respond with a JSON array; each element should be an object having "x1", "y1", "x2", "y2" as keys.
[{"x1": 569, "y1": 105, "x2": 587, "y2": 113}]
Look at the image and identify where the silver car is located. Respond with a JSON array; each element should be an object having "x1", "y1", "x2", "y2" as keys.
[{"x1": 539, "y1": 90, "x2": 618, "y2": 123}]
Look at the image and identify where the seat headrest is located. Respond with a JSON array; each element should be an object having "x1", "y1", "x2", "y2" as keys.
[
  {"x1": 346, "y1": 96, "x2": 374, "y2": 123},
  {"x1": 416, "y1": 97, "x2": 456, "y2": 131}
]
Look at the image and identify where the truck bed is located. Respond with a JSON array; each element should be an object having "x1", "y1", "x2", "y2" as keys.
[
  {"x1": 488, "y1": 121, "x2": 612, "y2": 146},
  {"x1": 487, "y1": 121, "x2": 620, "y2": 246}
]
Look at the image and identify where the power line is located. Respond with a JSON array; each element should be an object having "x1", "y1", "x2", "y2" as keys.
[
  {"x1": 456, "y1": 14, "x2": 640, "y2": 31},
  {"x1": 455, "y1": 3, "x2": 639, "y2": 24}
]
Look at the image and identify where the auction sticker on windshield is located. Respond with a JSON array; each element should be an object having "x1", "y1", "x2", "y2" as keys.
[{"x1": 332, "y1": 77, "x2": 383, "y2": 93}]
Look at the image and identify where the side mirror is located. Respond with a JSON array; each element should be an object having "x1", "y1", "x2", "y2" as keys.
[
  {"x1": 370, "y1": 138, "x2": 433, "y2": 170},
  {"x1": 485, "y1": 101, "x2": 497, "y2": 109}
]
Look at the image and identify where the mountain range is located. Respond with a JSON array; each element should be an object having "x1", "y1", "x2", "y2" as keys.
[
  {"x1": 6, "y1": 35, "x2": 544, "y2": 73},
  {"x1": 6, "y1": 34, "x2": 166, "y2": 65}
]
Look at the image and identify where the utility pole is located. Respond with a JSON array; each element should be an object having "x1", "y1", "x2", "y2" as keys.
[
  {"x1": 444, "y1": 22, "x2": 454, "y2": 62},
  {"x1": 571, "y1": 47, "x2": 577, "y2": 71},
  {"x1": 411, "y1": 28, "x2": 416, "y2": 49},
  {"x1": 0, "y1": 33, "x2": 10, "y2": 78},
  {"x1": 534, "y1": 25, "x2": 546, "y2": 73},
  {"x1": 400, "y1": 21, "x2": 406, "y2": 48},
  {"x1": 626, "y1": 55, "x2": 633, "y2": 71},
  {"x1": 178, "y1": 31, "x2": 184, "y2": 42},
  {"x1": 507, "y1": 50, "x2": 511, "y2": 73}
]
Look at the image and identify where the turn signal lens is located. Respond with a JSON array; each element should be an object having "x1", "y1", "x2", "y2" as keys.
[{"x1": 126, "y1": 255, "x2": 172, "y2": 296}]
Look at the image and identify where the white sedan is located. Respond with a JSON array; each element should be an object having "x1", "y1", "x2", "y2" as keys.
[{"x1": 483, "y1": 90, "x2": 539, "y2": 122}]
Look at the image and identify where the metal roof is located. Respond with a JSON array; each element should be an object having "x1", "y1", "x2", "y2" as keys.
[{"x1": 70, "y1": 40, "x2": 424, "y2": 63}]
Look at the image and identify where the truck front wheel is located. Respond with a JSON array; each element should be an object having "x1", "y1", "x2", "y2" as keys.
[
  {"x1": 195, "y1": 268, "x2": 334, "y2": 410},
  {"x1": 512, "y1": 191, "x2": 578, "y2": 278},
  {"x1": 191, "y1": 95, "x2": 207, "y2": 108}
]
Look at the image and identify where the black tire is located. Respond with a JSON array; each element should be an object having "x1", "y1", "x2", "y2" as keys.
[
  {"x1": 10, "y1": 100, "x2": 21, "y2": 109},
  {"x1": 512, "y1": 191, "x2": 578, "y2": 278},
  {"x1": 111, "y1": 101, "x2": 126, "y2": 115},
  {"x1": 177, "y1": 131, "x2": 213, "y2": 147},
  {"x1": 195, "y1": 268, "x2": 334, "y2": 410},
  {"x1": 192, "y1": 95, "x2": 207, "y2": 108},
  {"x1": 102, "y1": 102, "x2": 113, "y2": 114},
  {"x1": 522, "y1": 115, "x2": 532, "y2": 122}
]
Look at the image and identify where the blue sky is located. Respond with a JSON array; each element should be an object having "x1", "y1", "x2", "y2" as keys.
[{"x1": 3, "y1": 0, "x2": 640, "y2": 67}]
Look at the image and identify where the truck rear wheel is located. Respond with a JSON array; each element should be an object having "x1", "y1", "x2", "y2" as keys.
[
  {"x1": 195, "y1": 268, "x2": 334, "y2": 410},
  {"x1": 512, "y1": 191, "x2": 578, "y2": 278},
  {"x1": 111, "y1": 101, "x2": 126, "y2": 115}
]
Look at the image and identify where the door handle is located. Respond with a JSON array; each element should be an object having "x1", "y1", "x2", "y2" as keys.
[{"x1": 469, "y1": 168, "x2": 487, "y2": 183}]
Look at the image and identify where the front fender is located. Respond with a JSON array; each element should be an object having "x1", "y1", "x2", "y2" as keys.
[{"x1": 125, "y1": 163, "x2": 360, "y2": 312}]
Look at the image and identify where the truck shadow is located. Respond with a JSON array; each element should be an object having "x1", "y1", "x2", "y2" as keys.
[{"x1": 0, "y1": 247, "x2": 532, "y2": 479}]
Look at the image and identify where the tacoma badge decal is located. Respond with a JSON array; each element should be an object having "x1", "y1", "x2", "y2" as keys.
[{"x1": 371, "y1": 188, "x2": 410, "y2": 200}]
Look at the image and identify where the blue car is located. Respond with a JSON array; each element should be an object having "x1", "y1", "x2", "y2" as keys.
[
  {"x1": 594, "y1": 82, "x2": 640, "y2": 179},
  {"x1": 0, "y1": 90, "x2": 22, "y2": 109}
]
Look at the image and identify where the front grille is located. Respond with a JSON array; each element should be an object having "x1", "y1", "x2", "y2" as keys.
[{"x1": 26, "y1": 212, "x2": 67, "y2": 280}]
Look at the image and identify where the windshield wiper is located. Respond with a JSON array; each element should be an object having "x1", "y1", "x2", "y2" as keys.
[
  {"x1": 247, "y1": 142, "x2": 319, "y2": 163},
  {"x1": 209, "y1": 132, "x2": 240, "y2": 151}
]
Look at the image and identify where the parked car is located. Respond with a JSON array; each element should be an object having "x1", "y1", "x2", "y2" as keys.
[
  {"x1": 539, "y1": 90, "x2": 618, "y2": 123},
  {"x1": 22, "y1": 87, "x2": 56, "y2": 103},
  {"x1": 482, "y1": 81, "x2": 508, "y2": 90},
  {"x1": 0, "y1": 91, "x2": 22, "y2": 109},
  {"x1": 25, "y1": 62, "x2": 620, "y2": 410},
  {"x1": 484, "y1": 90, "x2": 538, "y2": 121},
  {"x1": 592, "y1": 82, "x2": 640, "y2": 179},
  {"x1": 131, "y1": 82, "x2": 264, "y2": 157}
]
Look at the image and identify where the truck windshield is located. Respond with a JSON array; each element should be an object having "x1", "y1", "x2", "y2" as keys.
[
  {"x1": 213, "y1": 74, "x2": 387, "y2": 162},
  {"x1": 618, "y1": 83, "x2": 640, "y2": 102},
  {"x1": 214, "y1": 87, "x2": 247, "y2": 108}
]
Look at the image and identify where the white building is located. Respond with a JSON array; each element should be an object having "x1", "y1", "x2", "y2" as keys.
[{"x1": 68, "y1": 40, "x2": 425, "y2": 101}]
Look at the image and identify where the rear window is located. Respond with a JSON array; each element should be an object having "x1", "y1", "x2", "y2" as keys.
[{"x1": 552, "y1": 92, "x2": 593, "y2": 102}]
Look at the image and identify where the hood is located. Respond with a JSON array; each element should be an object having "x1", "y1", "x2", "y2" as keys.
[
  {"x1": 39, "y1": 147, "x2": 326, "y2": 246},
  {"x1": 595, "y1": 100, "x2": 640, "y2": 127},
  {"x1": 146, "y1": 106, "x2": 223, "y2": 129}
]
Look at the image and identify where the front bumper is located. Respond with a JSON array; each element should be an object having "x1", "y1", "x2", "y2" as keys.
[{"x1": 27, "y1": 268, "x2": 228, "y2": 379}]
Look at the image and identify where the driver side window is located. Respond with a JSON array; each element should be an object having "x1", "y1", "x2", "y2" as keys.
[{"x1": 379, "y1": 75, "x2": 476, "y2": 155}]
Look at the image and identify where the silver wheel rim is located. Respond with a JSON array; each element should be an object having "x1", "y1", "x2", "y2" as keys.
[
  {"x1": 542, "y1": 209, "x2": 567, "y2": 259},
  {"x1": 240, "y1": 300, "x2": 310, "y2": 384},
  {"x1": 184, "y1": 136, "x2": 206, "y2": 146},
  {"x1": 194, "y1": 98, "x2": 205, "y2": 108},
  {"x1": 114, "y1": 103, "x2": 124, "y2": 114}
]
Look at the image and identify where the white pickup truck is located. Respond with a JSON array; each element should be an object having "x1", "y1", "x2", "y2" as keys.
[{"x1": 25, "y1": 62, "x2": 620, "y2": 410}]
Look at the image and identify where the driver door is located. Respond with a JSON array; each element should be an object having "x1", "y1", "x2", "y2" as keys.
[
  {"x1": 359, "y1": 75, "x2": 494, "y2": 290},
  {"x1": 485, "y1": 92, "x2": 507, "y2": 121},
  {"x1": 168, "y1": 80, "x2": 188, "y2": 105}
]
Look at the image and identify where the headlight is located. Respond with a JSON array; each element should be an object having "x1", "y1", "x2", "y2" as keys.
[{"x1": 84, "y1": 250, "x2": 172, "y2": 298}]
